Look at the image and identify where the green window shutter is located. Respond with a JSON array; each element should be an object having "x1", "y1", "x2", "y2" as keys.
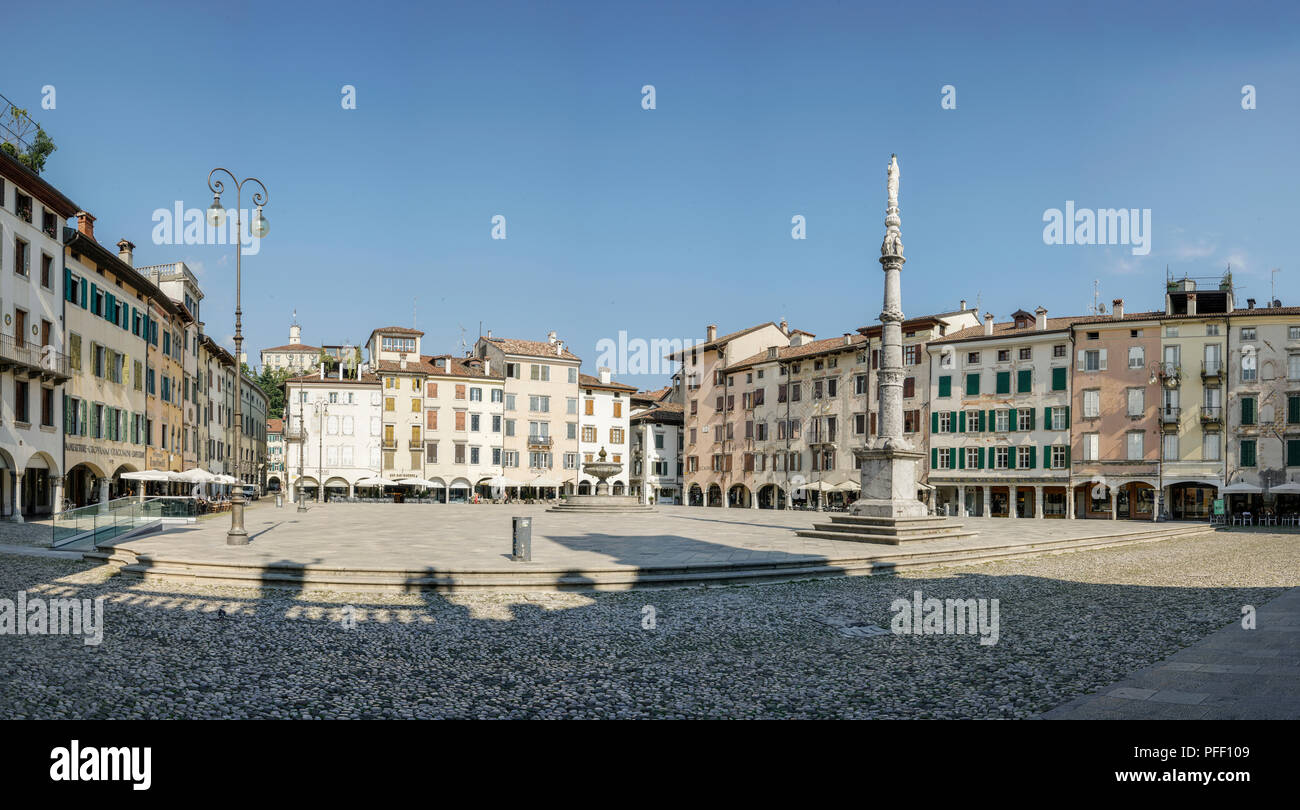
[
  {"x1": 978, "y1": 447, "x2": 985, "y2": 468},
  {"x1": 931, "y1": 411, "x2": 939, "y2": 434},
  {"x1": 1028, "y1": 409, "x2": 1036, "y2": 430},
  {"x1": 1242, "y1": 397, "x2": 1256, "y2": 426},
  {"x1": 1289, "y1": 395, "x2": 1300, "y2": 425},
  {"x1": 966, "y1": 373, "x2": 980, "y2": 396},
  {"x1": 1017, "y1": 368, "x2": 1032, "y2": 393},
  {"x1": 938, "y1": 375, "x2": 952, "y2": 397},
  {"x1": 1029, "y1": 445, "x2": 1037, "y2": 468},
  {"x1": 1064, "y1": 405, "x2": 1070, "y2": 424},
  {"x1": 80, "y1": 280, "x2": 87, "y2": 309},
  {"x1": 1008, "y1": 447, "x2": 1017, "y2": 469},
  {"x1": 1043, "y1": 445, "x2": 1051, "y2": 468},
  {"x1": 958, "y1": 411, "x2": 966, "y2": 432},
  {"x1": 931, "y1": 447, "x2": 938, "y2": 468},
  {"x1": 90, "y1": 282, "x2": 98, "y2": 313},
  {"x1": 1241, "y1": 440, "x2": 1256, "y2": 467},
  {"x1": 949, "y1": 411, "x2": 958, "y2": 432},
  {"x1": 957, "y1": 447, "x2": 965, "y2": 469},
  {"x1": 1008, "y1": 408, "x2": 1017, "y2": 431},
  {"x1": 64, "y1": 268, "x2": 72, "y2": 302},
  {"x1": 1288, "y1": 440, "x2": 1300, "y2": 467},
  {"x1": 1052, "y1": 366, "x2": 1067, "y2": 391},
  {"x1": 996, "y1": 371, "x2": 1010, "y2": 394},
  {"x1": 1045, "y1": 407, "x2": 1053, "y2": 428},
  {"x1": 1064, "y1": 445, "x2": 1070, "y2": 466}
]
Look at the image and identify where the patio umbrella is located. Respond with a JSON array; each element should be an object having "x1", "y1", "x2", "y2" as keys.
[
  {"x1": 1221, "y1": 481, "x2": 1263, "y2": 494},
  {"x1": 833, "y1": 479, "x2": 861, "y2": 491},
  {"x1": 176, "y1": 468, "x2": 216, "y2": 483},
  {"x1": 396, "y1": 477, "x2": 439, "y2": 488},
  {"x1": 529, "y1": 474, "x2": 563, "y2": 488},
  {"x1": 355, "y1": 476, "x2": 402, "y2": 487},
  {"x1": 1269, "y1": 482, "x2": 1300, "y2": 494},
  {"x1": 212, "y1": 474, "x2": 239, "y2": 485},
  {"x1": 120, "y1": 470, "x2": 175, "y2": 482}
]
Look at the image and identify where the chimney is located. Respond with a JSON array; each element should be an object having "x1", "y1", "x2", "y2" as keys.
[
  {"x1": 1111, "y1": 298, "x2": 1124, "y2": 319},
  {"x1": 76, "y1": 211, "x2": 96, "y2": 240},
  {"x1": 400, "y1": 354, "x2": 408, "y2": 370},
  {"x1": 1247, "y1": 298, "x2": 1256, "y2": 310},
  {"x1": 1187, "y1": 293, "x2": 1198, "y2": 316},
  {"x1": 1035, "y1": 306, "x2": 1048, "y2": 331},
  {"x1": 843, "y1": 333, "x2": 853, "y2": 345},
  {"x1": 483, "y1": 359, "x2": 491, "y2": 375},
  {"x1": 547, "y1": 330, "x2": 557, "y2": 344},
  {"x1": 116, "y1": 239, "x2": 135, "y2": 266},
  {"x1": 555, "y1": 341, "x2": 564, "y2": 356},
  {"x1": 598, "y1": 366, "x2": 612, "y2": 385},
  {"x1": 778, "y1": 319, "x2": 788, "y2": 336},
  {"x1": 984, "y1": 313, "x2": 994, "y2": 336},
  {"x1": 486, "y1": 330, "x2": 492, "y2": 339},
  {"x1": 960, "y1": 299, "x2": 967, "y2": 311},
  {"x1": 706, "y1": 324, "x2": 718, "y2": 342}
]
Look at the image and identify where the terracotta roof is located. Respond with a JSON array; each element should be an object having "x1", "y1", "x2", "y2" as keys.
[
  {"x1": 666, "y1": 322, "x2": 792, "y2": 359},
  {"x1": 262, "y1": 343, "x2": 321, "y2": 354},
  {"x1": 0, "y1": 149, "x2": 79, "y2": 217},
  {"x1": 372, "y1": 325, "x2": 424, "y2": 335},
  {"x1": 482, "y1": 336, "x2": 581, "y2": 361},
  {"x1": 632, "y1": 386, "x2": 673, "y2": 404},
  {"x1": 857, "y1": 315, "x2": 944, "y2": 338},
  {"x1": 423, "y1": 354, "x2": 505, "y2": 380},
  {"x1": 373, "y1": 357, "x2": 440, "y2": 375},
  {"x1": 579, "y1": 373, "x2": 638, "y2": 392},
  {"x1": 727, "y1": 334, "x2": 868, "y2": 372},
  {"x1": 267, "y1": 417, "x2": 284, "y2": 432},
  {"x1": 931, "y1": 315, "x2": 1093, "y2": 344},
  {"x1": 631, "y1": 402, "x2": 684, "y2": 424}
]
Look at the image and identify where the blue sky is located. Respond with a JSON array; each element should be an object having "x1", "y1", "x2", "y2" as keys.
[{"x1": 9, "y1": 0, "x2": 1299, "y2": 386}]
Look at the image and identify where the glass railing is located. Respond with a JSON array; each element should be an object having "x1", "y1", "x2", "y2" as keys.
[{"x1": 51, "y1": 497, "x2": 165, "y2": 548}]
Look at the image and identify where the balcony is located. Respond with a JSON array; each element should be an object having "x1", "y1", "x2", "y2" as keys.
[
  {"x1": 282, "y1": 424, "x2": 307, "y2": 442},
  {"x1": 1200, "y1": 406, "x2": 1223, "y2": 427},
  {"x1": 527, "y1": 435, "x2": 553, "y2": 449},
  {"x1": 1160, "y1": 362, "x2": 1181, "y2": 388},
  {"x1": 1159, "y1": 406, "x2": 1180, "y2": 431},
  {"x1": 381, "y1": 438, "x2": 398, "y2": 450},
  {"x1": 0, "y1": 334, "x2": 70, "y2": 382},
  {"x1": 1201, "y1": 360, "x2": 1223, "y2": 385}
]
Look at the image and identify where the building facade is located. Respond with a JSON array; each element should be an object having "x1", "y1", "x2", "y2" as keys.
[
  {"x1": 285, "y1": 366, "x2": 382, "y2": 500},
  {"x1": 422, "y1": 354, "x2": 505, "y2": 500},
  {"x1": 577, "y1": 369, "x2": 636, "y2": 494},
  {"x1": 629, "y1": 384, "x2": 684, "y2": 505}
]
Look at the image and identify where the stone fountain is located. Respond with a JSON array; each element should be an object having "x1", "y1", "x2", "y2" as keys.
[{"x1": 549, "y1": 447, "x2": 655, "y2": 513}]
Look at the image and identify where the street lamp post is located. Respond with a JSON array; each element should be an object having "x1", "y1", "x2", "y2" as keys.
[
  {"x1": 296, "y1": 383, "x2": 309, "y2": 513},
  {"x1": 206, "y1": 168, "x2": 270, "y2": 545},
  {"x1": 315, "y1": 400, "x2": 329, "y2": 503}
]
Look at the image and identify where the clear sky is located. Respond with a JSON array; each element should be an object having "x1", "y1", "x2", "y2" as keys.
[{"x1": 9, "y1": 0, "x2": 1299, "y2": 387}]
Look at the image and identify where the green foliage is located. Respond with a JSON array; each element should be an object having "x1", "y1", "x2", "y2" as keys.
[
  {"x1": 255, "y1": 366, "x2": 296, "y2": 419},
  {"x1": 1, "y1": 106, "x2": 57, "y2": 174}
]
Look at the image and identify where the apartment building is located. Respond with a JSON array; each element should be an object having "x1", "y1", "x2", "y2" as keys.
[
  {"x1": 1158, "y1": 278, "x2": 1231, "y2": 519},
  {"x1": 200, "y1": 334, "x2": 236, "y2": 476},
  {"x1": 672, "y1": 321, "x2": 794, "y2": 507},
  {"x1": 61, "y1": 225, "x2": 156, "y2": 507},
  {"x1": 629, "y1": 384, "x2": 684, "y2": 505},
  {"x1": 475, "y1": 332, "x2": 581, "y2": 491},
  {"x1": 142, "y1": 262, "x2": 204, "y2": 471},
  {"x1": 577, "y1": 368, "x2": 636, "y2": 494},
  {"x1": 0, "y1": 150, "x2": 75, "y2": 520},
  {"x1": 370, "y1": 326, "x2": 429, "y2": 480},
  {"x1": 1222, "y1": 300, "x2": 1300, "y2": 513},
  {"x1": 927, "y1": 308, "x2": 1076, "y2": 519},
  {"x1": 422, "y1": 354, "x2": 505, "y2": 501},
  {"x1": 285, "y1": 365, "x2": 382, "y2": 500},
  {"x1": 239, "y1": 371, "x2": 269, "y2": 490},
  {"x1": 266, "y1": 417, "x2": 285, "y2": 491},
  {"x1": 1068, "y1": 303, "x2": 1163, "y2": 520}
]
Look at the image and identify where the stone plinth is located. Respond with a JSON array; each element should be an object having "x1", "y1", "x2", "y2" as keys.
[{"x1": 849, "y1": 442, "x2": 928, "y2": 519}]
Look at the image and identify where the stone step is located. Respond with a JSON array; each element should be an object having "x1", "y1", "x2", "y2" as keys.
[
  {"x1": 810, "y1": 520, "x2": 970, "y2": 537},
  {"x1": 796, "y1": 529, "x2": 980, "y2": 545}
]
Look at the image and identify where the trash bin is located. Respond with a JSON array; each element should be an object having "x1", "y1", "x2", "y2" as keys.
[{"x1": 512, "y1": 516, "x2": 532, "y2": 561}]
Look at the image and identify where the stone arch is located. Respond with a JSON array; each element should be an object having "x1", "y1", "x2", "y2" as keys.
[
  {"x1": 688, "y1": 483, "x2": 704, "y2": 506},
  {"x1": 728, "y1": 483, "x2": 751, "y2": 508},
  {"x1": 707, "y1": 483, "x2": 723, "y2": 507}
]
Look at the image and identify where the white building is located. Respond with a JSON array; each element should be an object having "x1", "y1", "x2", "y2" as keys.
[
  {"x1": 422, "y1": 354, "x2": 505, "y2": 501},
  {"x1": 630, "y1": 383, "x2": 684, "y2": 504},
  {"x1": 1, "y1": 151, "x2": 76, "y2": 520},
  {"x1": 577, "y1": 368, "x2": 636, "y2": 494},
  {"x1": 261, "y1": 321, "x2": 321, "y2": 374},
  {"x1": 284, "y1": 365, "x2": 382, "y2": 501}
]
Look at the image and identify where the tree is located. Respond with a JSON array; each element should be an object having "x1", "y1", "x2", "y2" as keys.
[
  {"x1": 0, "y1": 105, "x2": 57, "y2": 174},
  {"x1": 255, "y1": 366, "x2": 296, "y2": 419}
]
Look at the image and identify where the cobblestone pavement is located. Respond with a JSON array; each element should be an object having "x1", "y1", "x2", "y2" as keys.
[{"x1": 1, "y1": 529, "x2": 1296, "y2": 719}]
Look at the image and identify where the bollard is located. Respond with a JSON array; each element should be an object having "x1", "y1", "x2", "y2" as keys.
[
  {"x1": 275, "y1": 494, "x2": 283, "y2": 508},
  {"x1": 512, "y1": 516, "x2": 532, "y2": 561}
]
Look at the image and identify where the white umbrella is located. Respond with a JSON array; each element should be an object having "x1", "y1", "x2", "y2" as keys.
[
  {"x1": 120, "y1": 470, "x2": 174, "y2": 482},
  {"x1": 529, "y1": 474, "x2": 563, "y2": 488},
  {"x1": 1270, "y1": 482, "x2": 1300, "y2": 494},
  {"x1": 355, "y1": 476, "x2": 401, "y2": 487},
  {"x1": 1221, "y1": 481, "x2": 1263, "y2": 494},
  {"x1": 798, "y1": 480, "x2": 834, "y2": 492},
  {"x1": 833, "y1": 479, "x2": 861, "y2": 491},
  {"x1": 489, "y1": 475, "x2": 527, "y2": 488},
  {"x1": 176, "y1": 468, "x2": 216, "y2": 483},
  {"x1": 396, "y1": 477, "x2": 439, "y2": 488},
  {"x1": 212, "y1": 474, "x2": 239, "y2": 485}
]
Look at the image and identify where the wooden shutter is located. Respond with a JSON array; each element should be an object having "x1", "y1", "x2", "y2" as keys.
[
  {"x1": 931, "y1": 411, "x2": 939, "y2": 433},
  {"x1": 1008, "y1": 408, "x2": 1017, "y2": 431}
]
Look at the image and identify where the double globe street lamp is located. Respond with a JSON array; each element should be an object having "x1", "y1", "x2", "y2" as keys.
[{"x1": 205, "y1": 168, "x2": 269, "y2": 545}]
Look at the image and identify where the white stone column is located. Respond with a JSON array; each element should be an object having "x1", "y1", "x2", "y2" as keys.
[
  {"x1": 348, "y1": 482, "x2": 355, "y2": 498},
  {"x1": 1008, "y1": 485, "x2": 1018, "y2": 518},
  {"x1": 51, "y1": 475, "x2": 64, "y2": 516},
  {"x1": 957, "y1": 486, "x2": 966, "y2": 517},
  {"x1": 982, "y1": 486, "x2": 991, "y2": 518},
  {"x1": 1035, "y1": 485, "x2": 1044, "y2": 518},
  {"x1": 98, "y1": 478, "x2": 111, "y2": 513},
  {"x1": 1110, "y1": 487, "x2": 1118, "y2": 520},
  {"x1": 12, "y1": 471, "x2": 24, "y2": 523},
  {"x1": 641, "y1": 423, "x2": 653, "y2": 505}
]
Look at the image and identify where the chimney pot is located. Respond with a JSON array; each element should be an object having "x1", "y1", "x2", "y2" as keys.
[
  {"x1": 706, "y1": 324, "x2": 718, "y2": 342},
  {"x1": 1111, "y1": 298, "x2": 1124, "y2": 319},
  {"x1": 76, "y1": 211, "x2": 96, "y2": 240},
  {"x1": 984, "y1": 313, "x2": 994, "y2": 336},
  {"x1": 1248, "y1": 298, "x2": 1256, "y2": 309},
  {"x1": 116, "y1": 239, "x2": 135, "y2": 266},
  {"x1": 548, "y1": 330, "x2": 557, "y2": 344},
  {"x1": 778, "y1": 319, "x2": 788, "y2": 336},
  {"x1": 960, "y1": 299, "x2": 967, "y2": 311},
  {"x1": 1035, "y1": 306, "x2": 1048, "y2": 331},
  {"x1": 599, "y1": 366, "x2": 612, "y2": 384}
]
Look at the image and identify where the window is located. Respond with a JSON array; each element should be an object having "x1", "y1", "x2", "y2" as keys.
[
  {"x1": 1242, "y1": 351, "x2": 1257, "y2": 382},
  {"x1": 935, "y1": 448, "x2": 952, "y2": 470},
  {"x1": 1240, "y1": 438, "x2": 1257, "y2": 467},
  {"x1": 1018, "y1": 347, "x2": 1032, "y2": 361},
  {"x1": 1053, "y1": 344, "x2": 1067, "y2": 358},
  {"x1": 1082, "y1": 432, "x2": 1100, "y2": 461},
  {"x1": 965, "y1": 373, "x2": 980, "y2": 396},
  {"x1": 903, "y1": 345, "x2": 920, "y2": 365},
  {"x1": 1289, "y1": 355, "x2": 1300, "y2": 381},
  {"x1": 1127, "y1": 387, "x2": 1144, "y2": 417},
  {"x1": 967, "y1": 352, "x2": 980, "y2": 365},
  {"x1": 966, "y1": 447, "x2": 980, "y2": 468},
  {"x1": 1051, "y1": 445, "x2": 1067, "y2": 469},
  {"x1": 1051, "y1": 366, "x2": 1067, "y2": 391},
  {"x1": 937, "y1": 412, "x2": 952, "y2": 432},
  {"x1": 1128, "y1": 346, "x2": 1144, "y2": 368},
  {"x1": 1163, "y1": 434, "x2": 1179, "y2": 461},
  {"x1": 530, "y1": 364, "x2": 550, "y2": 381},
  {"x1": 1083, "y1": 350, "x2": 1101, "y2": 371},
  {"x1": 1017, "y1": 409, "x2": 1033, "y2": 431},
  {"x1": 1206, "y1": 324, "x2": 1220, "y2": 336},
  {"x1": 1241, "y1": 396, "x2": 1256, "y2": 426},
  {"x1": 1018, "y1": 446, "x2": 1035, "y2": 468},
  {"x1": 1127, "y1": 431, "x2": 1144, "y2": 460},
  {"x1": 995, "y1": 410, "x2": 1009, "y2": 432},
  {"x1": 1203, "y1": 433, "x2": 1221, "y2": 461},
  {"x1": 1290, "y1": 326, "x2": 1300, "y2": 341},
  {"x1": 995, "y1": 371, "x2": 1010, "y2": 394},
  {"x1": 1016, "y1": 368, "x2": 1032, "y2": 394},
  {"x1": 994, "y1": 446, "x2": 1009, "y2": 469},
  {"x1": 1241, "y1": 328, "x2": 1256, "y2": 341},
  {"x1": 1051, "y1": 406, "x2": 1067, "y2": 431},
  {"x1": 1083, "y1": 389, "x2": 1100, "y2": 418}
]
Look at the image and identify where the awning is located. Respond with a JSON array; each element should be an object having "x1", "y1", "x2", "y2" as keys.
[
  {"x1": 355, "y1": 476, "x2": 402, "y2": 487},
  {"x1": 396, "y1": 477, "x2": 440, "y2": 488},
  {"x1": 916, "y1": 482, "x2": 935, "y2": 491},
  {"x1": 1270, "y1": 482, "x2": 1300, "y2": 494},
  {"x1": 120, "y1": 470, "x2": 175, "y2": 482},
  {"x1": 1221, "y1": 481, "x2": 1263, "y2": 494}
]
